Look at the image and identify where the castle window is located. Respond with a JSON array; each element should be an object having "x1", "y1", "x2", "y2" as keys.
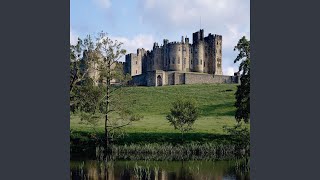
[
  {"x1": 178, "y1": 57, "x2": 180, "y2": 64},
  {"x1": 200, "y1": 60, "x2": 202, "y2": 65},
  {"x1": 205, "y1": 53, "x2": 207, "y2": 57},
  {"x1": 191, "y1": 59, "x2": 193, "y2": 64},
  {"x1": 220, "y1": 49, "x2": 222, "y2": 54},
  {"x1": 136, "y1": 61, "x2": 137, "y2": 64},
  {"x1": 204, "y1": 61, "x2": 206, "y2": 67},
  {"x1": 179, "y1": 47, "x2": 180, "y2": 51},
  {"x1": 136, "y1": 70, "x2": 138, "y2": 74}
]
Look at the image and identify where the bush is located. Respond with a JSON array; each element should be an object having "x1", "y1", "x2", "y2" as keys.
[{"x1": 223, "y1": 123, "x2": 250, "y2": 156}]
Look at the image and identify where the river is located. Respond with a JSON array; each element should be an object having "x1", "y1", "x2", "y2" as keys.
[{"x1": 71, "y1": 159, "x2": 250, "y2": 180}]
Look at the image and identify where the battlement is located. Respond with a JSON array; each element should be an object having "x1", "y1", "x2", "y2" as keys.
[
  {"x1": 193, "y1": 29, "x2": 205, "y2": 43},
  {"x1": 126, "y1": 53, "x2": 137, "y2": 58},
  {"x1": 125, "y1": 29, "x2": 224, "y2": 82},
  {"x1": 137, "y1": 48, "x2": 146, "y2": 56}
]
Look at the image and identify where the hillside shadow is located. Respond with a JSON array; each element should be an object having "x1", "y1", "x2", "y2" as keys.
[
  {"x1": 200, "y1": 102, "x2": 235, "y2": 117},
  {"x1": 71, "y1": 131, "x2": 236, "y2": 158},
  {"x1": 71, "y1": 131, "x2": 233, "y2": 146},
  {"x1": 114, "y1": 132, "x2": 232, "y2": 145}
]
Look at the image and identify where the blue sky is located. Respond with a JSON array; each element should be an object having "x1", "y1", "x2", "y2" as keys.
[{"x1": 71, "y1": 0, "x2": 250, "y2": 75}]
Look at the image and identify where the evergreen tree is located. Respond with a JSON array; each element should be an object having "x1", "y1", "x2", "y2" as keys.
[{"x1": 234, "y1": 36, "x2": 250, "y2": 123}]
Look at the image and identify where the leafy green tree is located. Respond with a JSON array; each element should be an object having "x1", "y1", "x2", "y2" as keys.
[
  {"x1": 94, "y1": 32, "x2": 141, "y2": 146},
  {"x1": 70, "y1": 32, "x2": 141, "y2": 147},
  {"x1": 234, "y1": 36, "x2": 250, "y2": 123},
  {"x1": 70, "y1": 36, "x2": 100, "y2": 110},
  {"x1": 166, "y1": 99, "x2": 199, "y2": 143}
]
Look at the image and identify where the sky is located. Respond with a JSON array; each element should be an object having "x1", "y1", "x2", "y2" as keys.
[{"x1": 70, "y1": 0, "x2": 250, "y2": 75}]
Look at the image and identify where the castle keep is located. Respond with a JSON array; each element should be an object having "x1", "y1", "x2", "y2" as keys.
[{"x1": 124, "y1": 29, "x2": 239, "y2": 86}]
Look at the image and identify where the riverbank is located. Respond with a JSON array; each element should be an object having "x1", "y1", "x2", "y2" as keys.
[
  {"x1": 71, "y1": 84, "x2": 250, "y2": 160},
  {"x1": 71, "y1": 131, "x2": 249, "y2": 160}
]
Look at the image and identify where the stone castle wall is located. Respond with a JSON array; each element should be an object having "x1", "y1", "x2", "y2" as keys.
[
  {"x1": 184, "y1": 73, "x2": 234, "y2": 84},
  {"x1": 124, "y1": 29, "x2": 223, "y2": 77},
  {"x1": 129, "y1": 70, "x2": 239, "y2": 87},
  {"x1": 124, "y1": 29, "x2": 230, "y2": 87}
]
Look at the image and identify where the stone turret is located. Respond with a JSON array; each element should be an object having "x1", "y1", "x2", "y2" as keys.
[
  {"x1": 124, "y1": 29, "x2": 223, "y2": 76},
  {"x1": 200, "y1": 29, "x2": 204, "y2": 40},
  {"x1": 213, "y1": 35, "x2": 223, "y2": 75},
  {"x1": 185, "y1": 36, "x2": 189, "y2": 44},
  {"x1": 168, "y1": 42, "x2": 182, "y2": 71},
  {"x1": 192, "y1": 29, "x2": 205, "y2": 73}
]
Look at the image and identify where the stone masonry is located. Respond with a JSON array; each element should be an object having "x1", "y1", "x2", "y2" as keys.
[{"x1": 124, "y1": 29, "x2": 239, "y2": 86}]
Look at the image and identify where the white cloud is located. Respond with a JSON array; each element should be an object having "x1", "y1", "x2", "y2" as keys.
[
  {"x1": 138, "y1": 0, "x2": 250, "y2": 61},
  {"x1": 139, "y1": 0, "x2": 249, "y2": 30},
  {"x1": 109, "y1": 34, "x2": 155, "y2": 62},
  {"x1": 94, "y1": 0, "x2": 111, "y2": 9},
  {"x1": 224, "y1": 66, "x2": 238, "y2": 76},
  {"x1": 70, "y1": 28, "x2": 78, "y2": 45},
  {"x1": 223, "y1": 24, "x2": 250, "y2": 50}
]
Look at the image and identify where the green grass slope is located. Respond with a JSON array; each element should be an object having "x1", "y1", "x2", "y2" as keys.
[{"x1": 71, "y1": 83, "x2": 245, "y2": 135}]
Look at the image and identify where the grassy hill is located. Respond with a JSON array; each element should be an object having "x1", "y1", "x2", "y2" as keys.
[
  {"x1": 71, "y1": 83, "x2": 245, "y2": 135},
  {"x1": 71, "y1": 83, "x2": 250, "y2": 158}
]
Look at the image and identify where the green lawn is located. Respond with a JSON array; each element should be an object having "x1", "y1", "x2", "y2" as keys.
[{"x1": 71, "y1": 83, "x2": 248, "y2": 135}]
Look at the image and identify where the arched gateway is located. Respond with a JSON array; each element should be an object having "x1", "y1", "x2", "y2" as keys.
[{"x1": 157, "y1": 75, "x2": 162, "y2": 86}]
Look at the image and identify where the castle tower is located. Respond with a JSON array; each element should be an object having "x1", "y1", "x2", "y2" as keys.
[
  {"x1": 123, "y1": 29, "x2": 223, "y2": 78},
  {"x1": 204, "y1": 33, "x2": 215, "y2": 74},
  {"x1": 213, "y1": 35, "x2": 223, "y2": 75},
  {"x1": 168, "y1": 42, "x2": 183, "y2": 71},
  {"x1": 163, "y1": 39, "x2": 170, "y2": 71},
  {"x1": 192, "y1": 29, "x2": 205, "y2": 73},
  {"x1": 152, "y1": 42, "x2": 163, "y2": 70},
  {"x1": 124, "y1": 48, "x2": 145, "y2": 76},
  {"x1": 182, "y1": 37, "x2": 191, "y2": 72}
]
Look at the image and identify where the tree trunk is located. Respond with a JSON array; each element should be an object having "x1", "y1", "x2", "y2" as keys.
[
  {"x1": 105, "y1": 59, "x2": 111, "y2": 150},
  {"x1": 181, "y1": 132, "x2": 184, "y2": 144},
  {"x1": 105, "y1": 115, "x2": 108, "y2": 146}
]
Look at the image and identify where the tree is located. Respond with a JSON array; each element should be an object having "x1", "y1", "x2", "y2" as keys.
[
  {"x1": 223, "y1": 123, "x2": 250, "y2": 156},
  {"x1": 70, "y1": 32, "x2": 141, "y2": 148},
  {"x1": 70, "y1": 35, "x2": 102, "y2": 110},
  {"x1": 166, "y1": 99, "x2": 199, "y2": 143},
  {"x1": 234, "y1": 36, "x2": 250, "y2": 123},
  {"x1": 94, "y1": 32, "x2": 142, "y2": 147}
]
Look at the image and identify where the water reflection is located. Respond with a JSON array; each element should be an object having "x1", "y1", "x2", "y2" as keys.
[{"x1": 70, "y1": 159, "x2": 249, "y2": 180}]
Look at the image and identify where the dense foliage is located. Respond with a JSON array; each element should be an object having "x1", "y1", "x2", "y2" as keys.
[
  {"x1": 234, "y1": 36, "x2": 250, "y2": 123},
  {"x1": 70, "y1": 32, "x2": 141, "y2": 146},
  {"x1": 166, "y1": 99, "x2": 199, "y2": 142},
  {"x1": 223, "y1": 123, "x2": 250, "y2": 156}
]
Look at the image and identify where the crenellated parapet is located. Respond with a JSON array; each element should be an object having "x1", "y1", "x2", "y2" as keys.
[{"x1": 125, "y1": 29, "x2": 223, "y2": 77}]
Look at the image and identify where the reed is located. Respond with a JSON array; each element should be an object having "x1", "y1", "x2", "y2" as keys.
[{"x1": 108, "y1": 142, "x2": 247, "y2": 161}]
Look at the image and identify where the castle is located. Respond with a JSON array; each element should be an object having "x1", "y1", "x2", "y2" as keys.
[{"x1": 124, "y1": 29, "x2": 239, "y2": 86}]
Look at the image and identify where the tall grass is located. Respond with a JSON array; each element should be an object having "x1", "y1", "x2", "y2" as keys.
[{"x1": 106, "y1": 142, "x2": 248, "y2": 161}]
